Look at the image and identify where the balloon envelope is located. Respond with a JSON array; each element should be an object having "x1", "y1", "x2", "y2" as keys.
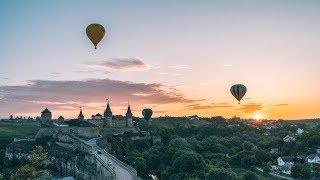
[
  {"x1": 230, "y1": 84, "x2": 247, "y2": 103},
  {"x1": 86, "y1": 24, "x2": 106, "y2": 49},
  {"x1": 142, "y1": 108, "x2": 153, "y2": 121}
]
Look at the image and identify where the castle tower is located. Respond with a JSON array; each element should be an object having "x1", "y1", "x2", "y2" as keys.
[
  {"x1": 78, "y1": 107, "x2": 84, "y2": 121},
  {"x1": 126, "y1": 103, "x2": 133, "y2": 127},
  {"x1": 104, "y1": 99, "x2": 113, "y2": 126},
  {"x1": 41, "y1": 108, "x2": 52, "y2": 126}
]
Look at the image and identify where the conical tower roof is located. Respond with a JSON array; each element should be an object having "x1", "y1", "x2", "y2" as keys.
[
  {"x1": 126, "y1": 104, "x2": 132, "y2": 118},
  {"x1": 42, "y1": 108, "x2": 51, "y2": 114},
  {"x1": 78, "y1": 108, "x2": 84, "y2": 120},
  {"x1": 104, "y1": 99, "x2": 112, "y2": 117}
]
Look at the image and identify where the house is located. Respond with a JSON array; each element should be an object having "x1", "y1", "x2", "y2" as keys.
[
  {"x1": 53, "y1": 122, "x2": 68, "y2": 127},
  {"x1": 278, "y1": 156, "x2": 294, "y2": 166},
  {"x1": 92, "y1": 113, "x2": 103, "y2": 120},
  {"x1": 280, "y1": 163, "x2": 293, "y2": 175},
  {"x1": 270, "y1": 148, "x2": 279, "y2": 154},
  {"x1": 306, "y1": 154, "x2": 320, "y2": 164},
  {"x1": 283, "y1": 135, "x2": 296, "y2": 142},
  {"x1": 57, "y1": 116, "x2": 65, "y2": 121},
  {"x1": 277, "y1": 156, "x2": 294, "y2": 175},
  {"x1": 264, "y1": 132, "x2": 270, "y2": 136},
  {"x1": 296, "y1": 128, "x2": 304, "y2": 135}
]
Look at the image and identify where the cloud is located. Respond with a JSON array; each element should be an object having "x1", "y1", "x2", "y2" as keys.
[
  {"x1": 223, "y1": 64, "x2": 233, "y2": 67},
  {"x1": 48, "y1": 72, "x2": 61, "y2": 78},
  {"x1": 168, "y1": 65, "x2": 192, "y2": 70},
  {"x1": 275, "y1": 103, "x2": 289, "y2": 107},
  {"x1": 0, "y1": 75, "x2": 10, "y2": 80},
  {"x1": 186, "y1": 103, "x2": 213, "y2": 110},
  {"x1": 212, "y1": 102, "x2": 233, "y2": 108},
  {"x1": 73, "y1": 69, "x2": 111, "y2": 75},
  {"x1": 186, "y1": 102, "x2": 234, "y2": 110},
  {"x1": 237, "y1": 103, "x2": 263, "y2": 113},
  {"x1": 0, "y1": 78, "x2": 198, "y2": 117},
  {"x1": 86, "y1": 57, "x2": 148, "y2": 72}
]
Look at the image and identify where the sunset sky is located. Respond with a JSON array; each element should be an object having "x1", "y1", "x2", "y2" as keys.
[{"x1": 1, "y1": 0, "x2": 320, "y2": 120}]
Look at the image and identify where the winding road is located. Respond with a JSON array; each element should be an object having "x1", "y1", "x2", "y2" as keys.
[{"x1": 85, "y1": 138, "x2": 136, "y2": 180}]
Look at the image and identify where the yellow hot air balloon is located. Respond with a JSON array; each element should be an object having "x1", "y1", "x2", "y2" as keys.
[{"x1": 86, "y1": 23, "x2": 106, "y2": 49}]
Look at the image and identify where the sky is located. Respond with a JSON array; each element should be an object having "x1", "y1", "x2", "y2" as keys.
[{"x1": 1, "y1": 0, "x2": 320, "y2": 120}]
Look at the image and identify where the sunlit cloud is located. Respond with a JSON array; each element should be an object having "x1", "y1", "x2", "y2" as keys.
[
  {"x1": 168, "y1": 64, "x2": 192, "y2": 70},
  {"x1": 212, "y1": 102, "x2": 234, "y2": 108},
  {"x1": 237, "y1": 103, "x2": 263, "y2": 113},
  {"x1": 159, "y1": 72, "x2": 169, "y2": 75},
  {"x1": 0, "y1": 78, "x2": 199, "y2": 117},
  {"x1": 186, "y1": 103, "x2": 213, "y2": 110},
  {"x1": 223, "y1": 64, "x2": 233, "y2": 67},
  {"x1": 73, "y1": 69, "x2": 111, "y2": 75},
  {"x1": 172, "y1": 73, "x2": 182, "y2": 77},
  {"x1": 86, "y1": 57, "x2": 149, "y2": 72},
  {"x1": 275, "y1": 103, "x2": 289, "y2": 107}
]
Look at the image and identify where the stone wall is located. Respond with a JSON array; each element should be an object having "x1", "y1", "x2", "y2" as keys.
[
  {"x1": 6, "y1": 128, "x2": 115, "y2": 180},
  {"x1": 36, "y1": 127, "x2": 100, "y2": 140}
]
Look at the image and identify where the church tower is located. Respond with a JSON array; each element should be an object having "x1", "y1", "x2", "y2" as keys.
[
  {"x1": 78, "y1": 107, "x2": 84, "y2": 121},
  {"x1": 126, "y1": 103, "x2": 133, "y2": 127},
  {"x1": 104, "y1": 99, "x2": 113, "y2": 126}
]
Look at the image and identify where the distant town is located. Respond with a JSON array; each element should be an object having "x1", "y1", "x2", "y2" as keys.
[{"x1": 1, "y1": 99, "x2": 319, "y2": 179}]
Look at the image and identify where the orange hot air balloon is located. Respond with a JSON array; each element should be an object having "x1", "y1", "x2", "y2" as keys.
[{"x1": 86, "y1": 23, "x2": 106, "y2": 49}]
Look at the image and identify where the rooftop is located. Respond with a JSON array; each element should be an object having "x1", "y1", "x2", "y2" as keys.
[{"x1": 41, "y1": 108, "x2": 51, "y2": 114}]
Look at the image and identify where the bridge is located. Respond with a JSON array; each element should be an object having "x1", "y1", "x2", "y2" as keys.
[{"x1": 70, "y1": 134, "x2": 140, "y2": 180}]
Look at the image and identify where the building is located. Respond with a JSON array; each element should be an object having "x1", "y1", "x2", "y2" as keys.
[
  {"x1": 41, "y1": 108, "x2": 52, "y2": 121},
  {"x1": 283, "y1": 135, "x2": 296, "y2": 142},
  {"x1": 89, "y1": 99, "x2": 135, "y2": 128},
  {"x1": 92, "y1": 113, "x2": 103, "y2": 120},
  {"x1": 296, "y1": 128, "x2": 304, "y2": 135},
  {"x1": 270, "y1": 148, "x2": 279, "y2": 155},
  {"x1": 126, "y1": 104, "x2": 133, "y2": 127},
  {"x1": 306, "y1": 154, "x2": 320, "y2": 164},
  {"x1": 78, "y1": 108, "x2": 84, "y2": 121},
  {"x1": 104, "y1": 100, "x2": 113, "y2": 126},
  {"x1": 41, "y1": 108, "x2": 52, "y2": 127},
  {"x1": 277, "y1": 156, "x2": 294, "y2": 175},
  {"x1": 58, "y1": 116, "x2": 65, "y2": 121},
  {"x1": 278, "y1": 156, "x2": 294, "y2": 166}
]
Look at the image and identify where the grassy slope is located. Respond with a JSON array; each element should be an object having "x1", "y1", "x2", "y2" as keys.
[{"x1": 0, "y1": 125, "x2": 40, "y2": 142}]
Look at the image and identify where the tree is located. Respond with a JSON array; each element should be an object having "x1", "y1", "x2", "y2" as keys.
[
  {"x1": 29, "y1": 146, "x2": 48, "y2": 168},
  {"x1": 131, "y1": 157, "x2": 148, "y2": 178},
  {"x1": 241, "y1": 155, "x2": 256, "y2": 168},
  {"x1": 168, "y1": 138, "x2": 192, "y2": 152},
  {"x1": 205, "y1": 168, "x2": 237, "y2": 180},
  {"x1": 11, "y1": 146, "x2": 49, "y2": 180},
  {"x1": 143, "y1": 145, "x2": 162, "y2": 172},
  {"x1": 262, "y1": 163, "x2": 271, "y2": 175},
  {"x1": 254, "y1": 148, "x2": 270, "y2": 165},
  {"x1": 307, "y1": 135, "x2": 320, "y2": 146},
  {"x1": 172, "y1": 152, "x2": 206, "y2": 178},
  {"x1": 242, "y1": 141, "x2": 254, "y2": 152},
  {"x1": 291, "y1": 163, "x2": 312, "y2": 179},
  {"x1": 242, "y1": 171, "x2": 258, "y2": 180}
]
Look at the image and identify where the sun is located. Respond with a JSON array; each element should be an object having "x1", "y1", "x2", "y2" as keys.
[{"x1": 252, "y1": 113, "x2": 265, "y2": 120}]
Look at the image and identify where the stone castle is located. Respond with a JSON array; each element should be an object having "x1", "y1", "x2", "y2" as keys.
[
  {"x1": 90, "y1": 99, "x2": 134, "y2": 128},
  {"x1": 40, "y1": 99, "x2": 134, "y2": 128}
]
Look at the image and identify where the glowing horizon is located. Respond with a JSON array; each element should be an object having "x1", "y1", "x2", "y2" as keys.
[{"x1": 1, "y1": 0, "x2": 320, "y2": 120}]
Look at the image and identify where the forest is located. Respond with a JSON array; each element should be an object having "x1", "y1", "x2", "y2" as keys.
[{"x1": 101, "y1": 117, "x2": 320, "y2": 179}]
